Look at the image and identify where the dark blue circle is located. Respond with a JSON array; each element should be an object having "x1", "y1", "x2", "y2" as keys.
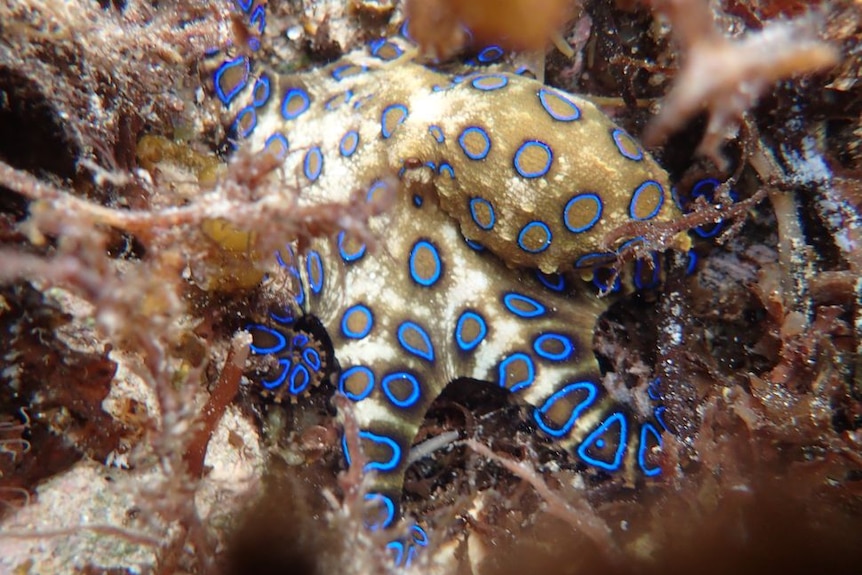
[
  {"x1": 251, "y1": 74, "x2": 271, "y2": 107},
  {"x1": 629, "y1": 180, "x2": 664, "y2": 221},
  {"x1": 497, "y1": 352, "x2": 535, "y2": 392},
  {"x1": 576, "y1": 412, "x2": 628, "y2": 472},
  {"x1": 343, "y1": 431, "x2": 401, "y2": 473},
  {"x1": 337, "y1": 231, "x2": 366, "y2": 263},
  {"x1": 533, "y1": 381, "x2": 598, "y2": 437},
  {"x1": 213, "y1": 56, "x2": 249, "y2": 106},
  {"x1": 533, "y1": 333, "x2": 574, "y2": 361},
  {"x1": 408, "y1": 240, "x2": 442, "y2": 287},
  {"x1": 611, "y1": 127, "x2": 643, "y2": 161},
  {"x1": 288, "y1": 363, "x2": 311, "y2": 394},
  {"x1": 517, "y1": 221, "x2": 552, "y2": 253},
  {"x1": 247, "y1": 324, "x2": 286, "y2": 354},
  {"x1": 538, "y1": 87, "x2": 581, "y2": 122},
  {"x1": 469, "y1": 198, "x2": 495, "y2": 230},
  {"x1": 454, "y1": 310, "x2": 487, "y2": 351},
  {"x1": 397, "y1": 321, "x2": 435, "y2": 362},
  {"x1": 563, "y1": 193, "x2": 603, "y2": 233},
  {"x1": 302, "y1": 347, "x2": 321, "y2": 371},
  {"x1": 303, "y1": 146, "x2": 323, "y2": 182},
  {"x1": 232, "y1": 106, "x2": 257, "y2": 139},
  {"x1": 502, "y1": 292, "x2": 546, "y2": 318},
  {"x1": 477, "y1": 45, "x2": 504, "y2": 63},
  {"x1": 513, "y1": 140, "x2": 552, "y2": 178},
  {"x1": 341, "y1": 304, "x2": 373, "y2": 339},
  {"x1": 264, "y1": 132, "x2": 289, "y2": 160},
  {"x1": 338, "y1": 365, "x2": 374, "y2": 401},
  {"x1": 458, "y1": 126, "x2": 491, "y2": 160},
  {"x1": 382, "y1": 372, "x2": 421, "y2": 408},
  {"x1": 339, "y1": 129, "x2": 360, "y2": 157},
  {"x1": 281, "y1": 87, "x2": 310, "y2": 120},
  {"x1": 381, "y1": 103, "x2": 408, "y2": 139},
  {"x1": 471, "y1": 74, "x2": 508, "y2": 91},
  {"x1": 261, "y1": 358, "x2": 291, "y2": 390}
]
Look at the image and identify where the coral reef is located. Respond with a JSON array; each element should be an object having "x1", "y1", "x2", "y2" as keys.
[{"x1": 0, "y1": 0, "x2": 860, "y2": 574}]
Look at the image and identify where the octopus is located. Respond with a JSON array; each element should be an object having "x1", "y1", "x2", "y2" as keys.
[{"x1": 212, "y1": 0, "x2": 690, "y2": 565}]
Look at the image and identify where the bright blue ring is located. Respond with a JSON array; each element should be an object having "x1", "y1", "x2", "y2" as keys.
[
  {"x1": 369, "y1": 38, "x2": 403, "y2": 60},
  {"x1": 337, "y1": 231, "x2": 366, "y2": 263},
  {"x1": 388, "y1": 541, "x2": 406, "y2": 566},
  {"x1": 324, "y1": 90, "x2": 353, "y2": 111},
  {"x1": 382, "y1": 372, "x2": 422, "y2": 408},
  {"x1": 634, "y1": 253, "x2": 661, "y2": 290},
  {"x1": 455, "y1": 310, "x2": 487, "y2": 352},
  {"x1": 471, "y1": 74, "x2": 508, "y2": 91},
  {"x1": 685, "y1": 250, "x2": 698, "y2": 275},
  {"x1": 497, "y1": 352, "x2": 535, "y2": 393},
  {"x1": 647, "y1": 377, "x2": 662, "y2": 401},
  {"x1": 261, "y1": 358, "x2": 291, "y2": 390},
  {"x1": 303, "y1": 147, "x2": 323, "y2": 182},
  {"x1": 477, "y1": 45, "x2": 504, "y2": 63},
  {"x1": 591, "y1": 269, "x2": 621, "y2": 294},
  {"x1": 397, "y1": 321, "x2": 435, "y2": 362},
  {"x1": 469, "y1": 197, "x2": 495, "y2": 230},
  {"x1": 339, "y1": 130, "x2": 359, "y2": 157},
  {"x1": 464, "y1": 238, "x2": 484, "y2": 251},
  {"x1": 331, "y1": 64, "x2": 366, "y2": 81},
  {"x1": 629, "y1": 180, "x2": 665, "y2": 221},
  {"x1": 247, "y1": 324, "x2": 287, "y2": 354},
  {"x1": 428, "y1": 125, "x2": 445, "y2": 143},
  {"x1": 408, "y1": 240, "x2": 442, "y2": 287},
  {"x1": 538, "y1": 87, "x2": 581, "y2": 121},
  {"x1": 343, "y1": 430, "x2": 401, "y2": 472},
  {"x1": 381, "y1": 103, "x2": 408, "y2": 139},
  {"x1": 338, "y1": 365, "x2": 374, "y2": 401},
  {"x1": 281, "y1": 87, "x2": 310, "y2": 120},
  {"x1": 535, "y1": 271, "x2": 566, "y2": 292},
  {"x1": 574, "y1": 252, "x2": 616, "y2": 269},
  {"x1": 533, "y1": 333, "x2": 574, "y2": 361},
  {"x1": 341, "y1": 304, "x2": 373, "y2": 339},
  {"x1": 235, "y1": 0, "x2": 252, "y2": 12},
  {"x1": 264, "y1": 132, "x2": 289, "y2": 160},
  {"x1": 458, "y1": 126, "x2": 491, "y2": 160},
  {"x1": 517, "y1": 221, "x2": 552, "y2": 253},
  {"x1": 365, "y1": 493, "x2": 395, "y2": 530},
  {"x1": 288, "y1": 363, "x2": 311, "y2": 395},
  {"x1": 232, "y1": 106, "x2": 257, "y2": 138},
  {"x1": 611, "y1": 128, "x2": 644, "y2": 161},
  {"x1": 563, "y1": 193, "x2": 603, "y2": 233},
  {"x1": 654, "y1": 406, "x2": 669, "y2": 431},
  {"x1": 251, "y1": 75, "x2": 271, "y2": 108},
  {"x1": 302, "y1": 348, "x2": 321, "y2": 371},
  {"x1": 533, "y1": 381, "x2": 598, "y2": 437},
  {"x1": 366, "y1": 180, "x2": 387, "y2": 203},
  {"x1": 638, "y1": 422, "x2": 663, "y2": 477},
  {"x1": 249, "y1": 5, "x2": 266, "y2": 34},
  {"x1": 306, "y1": 250, "x2": 324, "y2": 294},
  {"x1": 576, "y1": 411, "x2": 628, "y2": 472},
  {"x1": 291, "y1": 333, "x2": 309, "y2": 347},
  {"x1": 513, "y1": 140, "x2": 552, "y2": 178},
  {"x1": 502, "y1": 292, "x2": 546, "y2": 318},
  {"x1": 213, "y1": 56, "x2": 249, "y2": 106},
  {"x1": 438, "y1": 163, "x2": 455, "y2": 179}
]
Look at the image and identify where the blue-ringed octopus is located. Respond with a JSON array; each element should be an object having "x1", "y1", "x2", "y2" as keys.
[{"x1": 210, "y1": 0, "x2": 693, "y2": 566}]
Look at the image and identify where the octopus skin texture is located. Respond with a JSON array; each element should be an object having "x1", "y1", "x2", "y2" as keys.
[{"x1": 213, "y1": 2, "x2": 681, "y2": 563}]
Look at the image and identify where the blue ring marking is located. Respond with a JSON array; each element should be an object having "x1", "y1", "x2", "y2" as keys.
[
  {"x1": 513, "y1": 140, "x2": 553, "y2": 178},
  {"x1": 691, "y1": 177, "x2": 720, "y2": 201},
  {"x1": 574, "y1": 251, "x2": 616, "y2": 269},
  {"x1": 654, "y1": 406, "x2": 669, "y2": 432},
  {"x1": 647, "y1": 377, "x2": 662, "y2": 401},
  {"x1": 477, "y1": 45, "x2": 504, "y2": 63},
  {"x1": 337, "y1": 231, "x2": 367, "y2": 263},
  {"x1": 629, "y1": 180, "x2": 665, "y2": 221},
  {"x1": 458, "y1": 126, "x2": 491, "y2": 160},
  {"x1": 324, "y1": 89, "x2": 354, "y2": 111},
  {"x1": 469, "y1": 198, "x2": 495, "y2": 230},
  {"x1": 424, "y1": 161, "x2": 436, "y2": 172},
  {"x1": 341, "y1": 304, "x2": 373, "y2": 339},
  {"x1": 269, "y1": 310, "x2": 294, "y2": 325},
  {"x1": 408, "y1": 240, "x2": 442, "y2": 287},
  {"x1": 470, "y1": 74, "x2": 508, "y2": 91},
  {"x1": 364, "y1": 493, "x2": 396, "y2": 530},
  {"x1": 464, "y1": 238, "x2": 484, "y2": 252},
  {"x1": 532, "y1": 333, "x2": 574, "y2": 361},
  {"x1": 302, "y1": 347, "x2": 321, "y2": 371},
  {"x1": 399, "y1": 18, "x2": 412, "y2": 41},
  {"x1": 251, "y1": 75, "x2": 271, "y2": 107},
  {"x1": 413, "y1": 194, "x2": 423, "y2": 207},
  {"x1": 537, "y1": 87, "x2": 581, "y2": 121},
  {"x1": 281, "y1": 87, "x2": 310, "y2": 120},
  {"x1": 502, "y1": 292, "x2": 546, "y2": 318},
  {"x1": 685, "y1": 250, "x2": 698, "y2": 275},
  {"x1": 617, "y1": 236, "x2": 645, "y2": 252},
  {"x1": 382, "y1": 372, "x2": 422, "y2": 408},
  {"x1": 428, "y1": 125, "x2": 445, "y2": 144},
  {"x1": 338, "y1": 365, "x2": 374, "y2": 401},
  {"x1": 232, "y1": 106, "x2": 257, "y2": 138},
  {"x1": 611, "y1": 127, "x2": 644, "y2": 161},
  {"x1": 576, "y1": 412, "x2": 628, "y2": 472},
  {"x1": 634, "y1": 252, "x2": 661, "y2": 290},
  {"x1": 261, "y1": 358, "x2": 291, "y2": 390},
  {"x1": 497, "y1": 352, "x2": 535, "y2": 393},
  {"x1": 638, "y1": 422, "x2": 663, "y2": 477},
  {"x1": 234, "y1": 0, "x2": 252, "y2": 12},
  {"x1": 247, "y1": 324, "x2": 287, "y2": 354},
  {"x1": 397, "y1": 321, "x2": 435, "y2": 362},
  {"x1": 380, "y1": 103, "x2": 408, "y2": 139},
  {"x1": 303, "y1": 146, "x2": 323, "y2": 182},
  {"x1": 264, "y1": 132, "x2": 289, "y2": 160},
  {"x1": 249, "y1": 5, "x2": 266, "y2": 35},
  {"x1": 591, "y1": 269, "x2": 621, "y2": 294},
  {"x1": 533, "y1": 381, "x2": 598, "y2": 437},
  {"x1": 369, "y1": 38, "x2": 404, "y2": 61},
  {"x1": 339, "y1": 129, "x2": 360, "y2": 157},
  {"x1": 292, "y1": 333, "x2": 309, "y2": 347},
  {"x1": 438, "y1": 163, "x2": 455, "y2": 179},
  {"x1": 306, "y1": 250, "x2": 324, "y2": 294},
  {"x1": 288, "y1": 363, "x2": 311, "y2": 395},
  {"x1": 342, "y1": 430, "x2": 402, "y2": 473},
  {"x1": 454, "y1": 310, "x2": 487, "y2": 352},
  {"x1": 214, "y1": 56, "x2": 249, "y2": 106},
  {"x1": 563, "y1": 193, "x2": 603, "y2": 233},
  {"x1": 536, "y1": 271, "x2": 566, "y2": 292},
  {"x1": 517, "y1": 221, "x2": 552, "y2": 253},
  {"x1": 388, "y1": 541, "x2": 406, "y2": 566},
  {"x1": 332, "y1": 64, "x2": 367, "y2": 81},
  {"x1": 365, "y1": 179, "x2": 388, "y2": 203}
]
